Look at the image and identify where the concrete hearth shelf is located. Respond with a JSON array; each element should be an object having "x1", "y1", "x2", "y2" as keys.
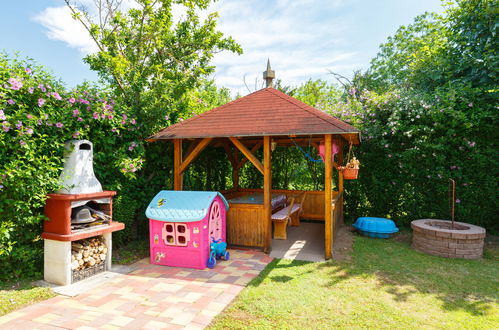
[{"x1": 41, "y1": 222, "x2": 125, "y2": 242}]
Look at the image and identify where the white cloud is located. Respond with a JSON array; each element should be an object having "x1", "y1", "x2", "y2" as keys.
[
  {"x1": 34, "y1": 0, "x2": 360, "y2": 95},
  {"x1": 34, "y1": 6, "x2": 97, "y2": 54},
  {"x1": 207, "y1": 0, "x2": 358, "y2": 95}
]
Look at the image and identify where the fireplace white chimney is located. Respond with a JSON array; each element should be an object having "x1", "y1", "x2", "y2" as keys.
[{"x1": 56, "y1": 140, "x2": 103, "y2": 195}]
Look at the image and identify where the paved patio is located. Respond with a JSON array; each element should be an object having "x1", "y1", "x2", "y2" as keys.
[{"x1": 0, "y1": 249, "x2": 272, "y2": 329}]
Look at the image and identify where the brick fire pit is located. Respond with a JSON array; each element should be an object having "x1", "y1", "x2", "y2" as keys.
[{"x1": 411, "y1": 219, "x2": 486, "y2": 259}]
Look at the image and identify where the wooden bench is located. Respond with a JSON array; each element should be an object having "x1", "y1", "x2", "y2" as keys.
[
  {"x1": 291, "y1": 192, "x2": 306, "y2": 226},
  {"x1": 271, "y1": 197, "x2": 300, "y2": 240}
]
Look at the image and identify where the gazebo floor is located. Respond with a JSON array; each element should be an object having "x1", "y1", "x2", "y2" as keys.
[{"x1": 270, "y1": 222, "x2": 326, "y2": 262}]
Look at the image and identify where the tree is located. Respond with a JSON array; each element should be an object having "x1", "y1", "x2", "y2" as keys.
[{"x1": 65, "y1": 0, "x2": 242, "y2": 131}]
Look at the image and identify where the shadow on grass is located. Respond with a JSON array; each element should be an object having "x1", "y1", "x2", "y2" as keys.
[
  {"x1": 248, "y1": 230, "x2": 498, "y2": 318},
  {"x1": 321, "y1": 232, "x2": 498, "y2": 316},
  {"x1": 248, "y1": 259, "x2": 315, "y2": 287}
]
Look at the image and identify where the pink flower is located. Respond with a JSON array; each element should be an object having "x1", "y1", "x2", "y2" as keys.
[
  {"x1": 26, "y1": 114, "x2": 33, "y2": 119},
  {"x1": 28, "y1": 87, "x2": 34, "y2": 94},
  {"x1": 111, "y1": 128, "x2": 117, "y2": 132},
  {"x1": 16, "y1": 121, "x2": 23, "y2": 129},
  {"x1": 68, "y1": 97, "x2": 76, "y2": 104},
  {"x1": 37, "y1": 120, "x2": 42, "y2": 125},
  {"x1": 26, "y1": 128, "x2": 33, "y2": 135},
  {"x1": 72, "y1": 109, "x2": 80, "y2": 117},
  {"x1": 51, "y1": 92, "x2": 62, "y2": 100},
  {"x1": 19, "y1": 140, "x2": 26, "y2": 146},
  {"x1": 92, "y1": 112, "x2": 99, "y2": 119},
  {"x1": 77, "y1": 117, "x2": 83, "y2": 122},
  {"x1": 72, "y1": 131, "x2": 80, "y2": 138},
  {"x1": 107, "y1": 115, "x2": 113, "y2": 120},
  {"x1": 2, "y1": 121, "x2": 10, "y2": 132},
  {"x1": 468, "y1": 141, "x2": 476, "y2": 147},
  {"x1": 38, "y1": 84, "x2": 46, "y2": 92},
  {"x1": 165, "y1": 115, "x2": 169, "y2": 120},
  {"x1": 8, "y1": 78, "x2": 23, "y2": 90},
  {"x1": 38, "y1": 98, "x2": 45, "y2": 107},
  {"x1": 122, "y1": 114, "x2": 128, "y2": 120},
  {"x1": 468, "y1": 103, "x2": 473, "y2": 107},
  {"x1": 25, "y1": 68, "x2": 32, "y2": 74},
  {"x1": 7, "y1": 99, "x2": 15, "y2": 105},
  {"x1": 455, "y1": 199, "x2": 461, "y2": 204},
  {"x1": 131, "y1": 119, "x2": 136, "y2": 125},
  {"x1": 0, "y1": 110, "x2": 5, "y2": 121},
  {"x1": 384, "y1": 144, "x2": 389, "y2": 148},
  {"x1": 55, "y1": 122, "x2": 63, "y2": 128}
]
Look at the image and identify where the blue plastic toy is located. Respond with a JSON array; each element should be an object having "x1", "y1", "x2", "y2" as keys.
[
  {"x1": 207, "y1": 238, "x2": 230, "y2": 269},
  {"x1": 353, "y1": 217, "x2": 399, "y2": 238}
]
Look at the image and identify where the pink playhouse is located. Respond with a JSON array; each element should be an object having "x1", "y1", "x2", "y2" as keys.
[{"x1": 146, "y1": 190, "x2": 228, "y2": 269}]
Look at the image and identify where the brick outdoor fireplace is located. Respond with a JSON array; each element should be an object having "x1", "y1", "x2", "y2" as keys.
[{"x1": 42, "y1": 140, "x2": 124, "y2": 285}]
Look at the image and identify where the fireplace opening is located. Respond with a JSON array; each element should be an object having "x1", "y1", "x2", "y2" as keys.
[{"x1": 71, "y1": 201, "x2": 111, "y2": 232}]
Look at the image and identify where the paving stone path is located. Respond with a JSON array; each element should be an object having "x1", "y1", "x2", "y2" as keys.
[{"x1": 0, "y1": 249, "x2": 272, "y2": 329}]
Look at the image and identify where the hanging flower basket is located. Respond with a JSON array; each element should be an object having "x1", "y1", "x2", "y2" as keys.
[
  {"x1": 342, "y1": 167, "x2": 359, "y2": 180},
  {"x1": 339, "y1": 143, "x2": 360, "y2": 180}
]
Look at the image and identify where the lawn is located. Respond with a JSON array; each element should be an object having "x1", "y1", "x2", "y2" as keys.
[
  {"x1": 0, "y1": 280, "x2": 56, "y2": 317},
  {"x1": 210, "y1": 233, "x2": 499, "y2": 329}
]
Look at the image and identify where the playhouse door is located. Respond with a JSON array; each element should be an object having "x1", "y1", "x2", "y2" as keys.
[{"x1": 208, "y1": 200, "x2": 222, "y2": 242}]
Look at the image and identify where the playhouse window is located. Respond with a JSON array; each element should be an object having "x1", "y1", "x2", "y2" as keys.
[{"x1": 162, "y1": 222, "x2": 189, "y2": 247}]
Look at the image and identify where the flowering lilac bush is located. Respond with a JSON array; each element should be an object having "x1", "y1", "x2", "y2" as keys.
[{"x1": 0, "y1": 53, "x2": 144, "y2": 279}]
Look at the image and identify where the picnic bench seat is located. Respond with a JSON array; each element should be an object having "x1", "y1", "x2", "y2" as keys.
[{"x1": 271, "y1": 196, "x2": 300, "y2": 240}]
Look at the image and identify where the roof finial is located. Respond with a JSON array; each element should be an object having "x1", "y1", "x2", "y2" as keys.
[{"x1": 263, "y1": 59, "x2": 275, "y2": 88}]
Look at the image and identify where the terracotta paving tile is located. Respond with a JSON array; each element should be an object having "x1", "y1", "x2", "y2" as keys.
[{"x1": 0, "y1": 249, "x2": 271, "y2": 330}]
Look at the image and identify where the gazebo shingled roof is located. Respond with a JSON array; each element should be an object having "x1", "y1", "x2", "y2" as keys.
[{"x1": 148, "y1": 87, "x2": 360, "y2": 143}]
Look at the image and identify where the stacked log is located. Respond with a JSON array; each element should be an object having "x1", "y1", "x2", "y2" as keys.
[{"x1": 71, "y1": 237, "x2": 107, "y2": 271}]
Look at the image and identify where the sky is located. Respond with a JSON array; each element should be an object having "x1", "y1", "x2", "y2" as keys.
[{"x1": 0, "y1": 0, "x2": 445, "y2": 96}]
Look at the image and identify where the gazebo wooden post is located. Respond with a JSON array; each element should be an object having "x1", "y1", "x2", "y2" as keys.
[
  {"x1": 337, "y1": 139, "x2": 344, "y2": 223},
  {"x1": 263, "y1": 136, "x2": 272, "y2": 253},
  {"x1": 173, "y1": 139, "x2": 183, "y2": 191},
  {"x1": 324, "y1": 134, "x2": 333, "y2": 259}
]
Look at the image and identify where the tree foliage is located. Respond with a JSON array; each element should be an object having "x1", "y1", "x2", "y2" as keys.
[{"x1": 65, "y1": 0, "x2": 242, "y2": 131}]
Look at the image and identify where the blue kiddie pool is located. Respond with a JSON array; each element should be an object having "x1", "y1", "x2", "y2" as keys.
[{"x1": 353, "y1": 217, "x2": 399, "y2": 238}]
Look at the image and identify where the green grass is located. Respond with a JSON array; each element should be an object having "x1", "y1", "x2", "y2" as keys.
[
  {"x1": 0, "y1": 280, "x2": 56, "y2": 317},
  {"x1": 210, "y1": 234, "x2": 499, "y2": 329}
]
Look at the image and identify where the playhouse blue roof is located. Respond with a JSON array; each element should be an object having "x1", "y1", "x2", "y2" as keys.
[{"x1": 145, "y1": 190, "x2": 229, "y2": 222}]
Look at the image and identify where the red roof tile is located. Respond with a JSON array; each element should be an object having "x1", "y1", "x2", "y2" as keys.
[{"x1": 149, "y1": 88, "x2": 360, "y2": 141}]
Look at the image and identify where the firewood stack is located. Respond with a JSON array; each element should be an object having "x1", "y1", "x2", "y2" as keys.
[{"x1": 71, "y1": 237, "x2": 107, "y2": 271}]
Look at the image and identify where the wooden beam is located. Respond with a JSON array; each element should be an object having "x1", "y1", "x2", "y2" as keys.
[
  {"x1": 173, "y1": 139, "x2": 183, "y2": 191},
  {"x1": 324, "y1": 134, "x2": 333, "y2": 259},
  {"x1": 184, "y1": 139, "x2": 199, "y2": 160},
  {"x1": 223, "y1": 143, "x2": 236, "y2": 167},
  {"x1": 178, "y1": 138, "x2": 212, "y2": 174},
  {"x1": 263, "y1": 136, "x2": 272, "y2": 253},
  {"x1": 237, "y1": 142, "x2": 262, "y2": 169},
  {"x1": 338, "y1": 139, "x2": 344, "y2": 193},
  {"x1": 223, "y1": 143, "x2": 239, "y2": 190},
  {"x1": 229, "y1": 137, "x2": 264, "y2": 175}
]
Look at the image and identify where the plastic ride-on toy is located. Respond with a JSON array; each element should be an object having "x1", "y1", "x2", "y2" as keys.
[{"x1": 207, "y1": 238, "x2": 229, "y2": 268}]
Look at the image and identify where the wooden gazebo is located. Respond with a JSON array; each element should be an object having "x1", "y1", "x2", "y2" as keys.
[{"x1": 148, "y1": 87, "x2": 360, "y2": 259}]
